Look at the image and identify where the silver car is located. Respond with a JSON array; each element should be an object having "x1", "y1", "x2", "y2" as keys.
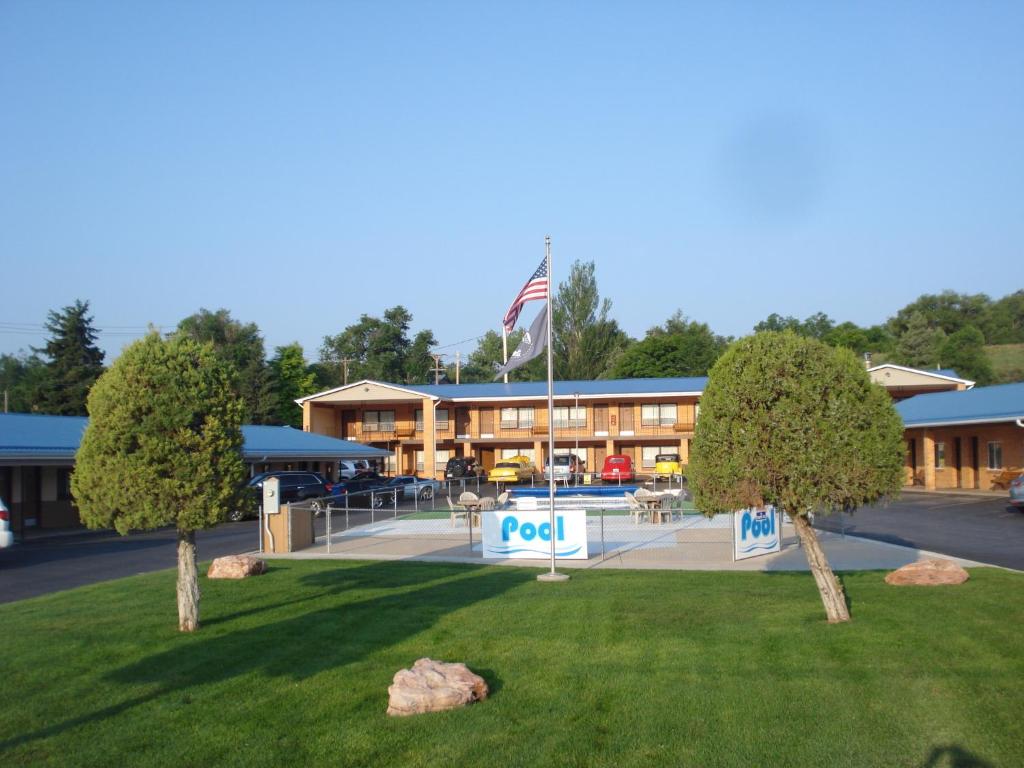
[{"x1": 1010, "y1": 473, "x2": 1024, "y2": 509}]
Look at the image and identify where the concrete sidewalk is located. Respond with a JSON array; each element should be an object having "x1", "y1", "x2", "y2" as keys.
[{"x1": 266, "y1": 520, "x2": 994, "y2": 572}]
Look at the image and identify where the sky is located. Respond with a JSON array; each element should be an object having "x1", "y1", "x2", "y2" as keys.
[{"x1": 2, "y1": 1, "x2": 1022, "y2": 364}]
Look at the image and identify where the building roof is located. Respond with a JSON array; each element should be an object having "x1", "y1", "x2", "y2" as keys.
[
  {"x1": 867, "y1": 364, "x2": 974, "y2": 388},
  {"x1": 299, "y1": 376, "x2": 710, "y2": 404},
  {"x1": 896, "y1": 382, "x2": 1024, "y2": 427},
  {"x1": 0, "y1": 413, "x2": 389, "y2": 463}
]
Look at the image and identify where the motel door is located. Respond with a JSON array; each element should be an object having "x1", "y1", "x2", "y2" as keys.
[
  {"x1": 953, "y1": 437, "x2": 963, "y2": 489},
  {"x1": 455, "y1": 407, "x2": 471, "y2": 438},
  {"x1": 593, "y1": 404, "x2": 608, "y2": 433},
  {"x1": 618, "y1": 403, "x2": 634, "y2": 433},
  {"x1": 479, "y1": 408, "x2": 494, "y2": 436}
]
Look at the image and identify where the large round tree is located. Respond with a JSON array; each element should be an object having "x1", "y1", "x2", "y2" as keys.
[
  {"x1": 690, "y1": 332, "x2": 905, "y2": 623},
  {"x1": 72, "y1": 332, "x2": 247, "y2": 632}
]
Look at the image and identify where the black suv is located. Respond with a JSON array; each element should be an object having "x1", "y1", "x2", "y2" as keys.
[
  {"x1": 230, "y1": 471, "x2": 331, "y2": 521},
  {"x1": 445, "y1": 456, "x2": 484, "y2": 479}
]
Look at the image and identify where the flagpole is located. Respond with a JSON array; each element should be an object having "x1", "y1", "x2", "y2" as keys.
[
  {"x1": 538, "y1": 234, "x2": 569, "y2": 583},
  {"x1": 501, "y1": 328, "x2": 509, "y2": 384}
]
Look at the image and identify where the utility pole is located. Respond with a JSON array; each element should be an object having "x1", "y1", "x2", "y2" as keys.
[
  {"x1": 455, "y1": 351, "x2": 461, "y2": 385},
  {"x1": 430, "y1": 354, "x2": 444, "y2": 385},
  {"x1": 339, "y1": 358, "x2": 353, "y2": 386}
]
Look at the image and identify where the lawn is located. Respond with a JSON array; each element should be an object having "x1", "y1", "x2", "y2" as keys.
[{"x1": 2, "y1": 561, "x2": 1022, "y2": 768}]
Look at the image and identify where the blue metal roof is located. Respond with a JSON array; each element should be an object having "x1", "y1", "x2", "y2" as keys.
[
  {"x1": 240, "y1": 426, "x2": 390, "y2": 459},
  {"x1": 0, "y1": 413, "x2": 388, "y2": 461},
  {"x1": 896, "y1": 382, "x2": 1024, "y2": 427},
  {"x1": 413, "y1": 377, "x2": 709, "y2": 399},
  {"x1": 0, "y1": 413, "x2": 87, "y2": 459}
]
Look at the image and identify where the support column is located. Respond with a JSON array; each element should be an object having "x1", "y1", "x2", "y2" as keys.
[
  {"x1": 922, "y1": 430, "x2": 936, "y2": 490},
  {"x1": 605, "y1": 438, "x2": 615, "y2": 456},
  {"x1": 533, "y1": 440, "x2": 543, "y2": 465},
  {"x1": 421, "y1": 397, "x2": 437, "y2": 480},
  {"x1": 679, "y1": 437, "x2": 690, "y2": 465}
]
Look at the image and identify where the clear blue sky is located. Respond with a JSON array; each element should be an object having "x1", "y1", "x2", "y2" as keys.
[{"x1": 2, "y1": 1, "x2": 1022, "y2": 363}]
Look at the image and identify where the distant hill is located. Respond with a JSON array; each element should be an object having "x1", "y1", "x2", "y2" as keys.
[{"x1": 986, "y1": 344, "x2": 1024, "y2": 384}]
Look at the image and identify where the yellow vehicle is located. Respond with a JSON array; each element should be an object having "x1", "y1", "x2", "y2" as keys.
[
  {"x1": 488, "y1": 455, "x2": 536, "y2": 484},
  {"x1": 654, "y1": 453, "x2": 682, "y2": 480}
]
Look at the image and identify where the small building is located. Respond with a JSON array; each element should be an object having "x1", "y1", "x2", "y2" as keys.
[
  {"x1": 868, "y1": 364, "x2": 974, "y2": 400},
  {"x1": 896, "y1": 382, "x2": 1024, "y2": 490},
  {"x1": 0, "y1": 413, "x2": 389, "y2": 534}
]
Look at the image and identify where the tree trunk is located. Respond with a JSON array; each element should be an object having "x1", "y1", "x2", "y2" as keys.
[
  {"x1": 791, "y1": 514, "x2": 850, "y2": 623},
  {"x1": 176, "y1": 528, "x2": 200, "y2": 632}
]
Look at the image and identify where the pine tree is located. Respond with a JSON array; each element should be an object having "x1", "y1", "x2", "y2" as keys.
[{"x1": 32, "y1": 300, "x2": 105, "y2": 415}]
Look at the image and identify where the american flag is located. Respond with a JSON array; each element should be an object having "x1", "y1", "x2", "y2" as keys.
[{"x1": 502, "y1": 258, "x2": 549, "y2": 332}]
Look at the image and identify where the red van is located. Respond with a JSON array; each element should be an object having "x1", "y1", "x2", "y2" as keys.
[{"x1": 601, "y1": 454, "x2": 634, "y2": 482}]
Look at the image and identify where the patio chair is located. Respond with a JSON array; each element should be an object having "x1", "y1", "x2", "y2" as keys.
[
  {"x1": 447, "y1": 496, "x2": 467, "y2": 527},
  {"x1": 624, "y1": 491, "x2": 645, "y2": 525},
  {"x1": 496, "y1": 491, "x2": 510, "y2": 508},
  {"x1": 458, "y1": 491, "x2": 480, "y2": 505},
  {"x1": 478, "y1": 496, "x2": 496, "y2": 510}
]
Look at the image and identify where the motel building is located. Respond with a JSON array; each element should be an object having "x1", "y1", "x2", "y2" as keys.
[
  {"x1": 0, "y1": 413, "x2": 388, "y2": 535},
  {"x1": 298, "y1": 368, "x2": 1024, "y2": 492}
]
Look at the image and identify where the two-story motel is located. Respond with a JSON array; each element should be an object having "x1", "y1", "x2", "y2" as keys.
[{"x1": 297, "y1": 367, "x2": 1024, "y2": 492}]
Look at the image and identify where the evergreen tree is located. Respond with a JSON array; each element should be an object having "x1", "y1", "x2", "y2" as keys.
[
  {"x1": 32, "y1": 299, "x2": 106, "y2": 415},
  {"x1": 894, "y1": 312, "x2": 947, "y2": 369},
  {"x1": 552, "y1": 260, "x2": 630, "y2": 380},
  {"x1": 690, "y1": 332, "x2": 904, "y2": 623},
  {"x1": 267, "y1": 343, "x2": 318, "y2": 427},
  {"x1": 72, "y1": 333, "x2": 247, "y2": 632},
  {"x1": 174, "y1": 309, "x2": 273, "y2": 424}
]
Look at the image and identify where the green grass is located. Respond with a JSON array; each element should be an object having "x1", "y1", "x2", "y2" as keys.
[
  {"x1": 985, "y1": 343, "x2": 1024, "y2": 383},
  {"x1": 2, "y1": 561, "x2": 1023, "y2": 767}
]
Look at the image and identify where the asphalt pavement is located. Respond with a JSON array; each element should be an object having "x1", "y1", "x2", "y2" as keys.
[
  {"x1": 1, "y1": 491, "x2": 1020, "y2": 605},
  {"x1": 813, "y1": 491, "x2": 1024, "y2": 571}
]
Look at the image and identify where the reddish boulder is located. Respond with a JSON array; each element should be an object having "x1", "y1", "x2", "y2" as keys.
[
  {"x1": 387, "y1": 658, "x2": 489, "y2": 717},
  {"x1": 885, "y1": 558, "x2": 969, "y2": 586},
  {"x1": 207, "y1": 555, "x2": 267, "y2": 580}
]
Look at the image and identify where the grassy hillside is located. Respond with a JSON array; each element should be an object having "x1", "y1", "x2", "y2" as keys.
[{"x1": 986, "y1": 343, "x2": 1024, "y2": 383}]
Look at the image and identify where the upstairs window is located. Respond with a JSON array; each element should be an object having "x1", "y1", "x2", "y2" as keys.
[
  {"x1": 641, "y1": 403, "x2": 677, "y2": 427},
  {"x1": 414, "y1": 409, "x2": 449, "y2": 430},
  {"x1": 363, "y1": 410, "x2": 395, "y2": 432},
  {"x1": 552, "y1": 406, "x2": 586, "y2": 429},
  {"x1": 499, "y1": 407, "x2": 534, "y2": 429}
]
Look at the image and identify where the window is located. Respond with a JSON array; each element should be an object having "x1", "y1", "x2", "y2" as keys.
[
  {"x1": 934, "y1": 442, "x2": 946, "y2": 469},
  {"x1": 499, "y1": 407, "x2": 534, "y2": 429},
  {"x1": 987, "y1": 442, "x2": 1003, "y2": 470},
  {"x1": 414, "y1": 409, "x2": 449, "y2": 430},
  {"x1": 552, "y1": 406, "x2": 586, "y2": 428},
  {"x1": 363, "y1": 410, "x2": 395, "y2": 432},
  {"x1": 641, "y1": 403, "x2": 677, "y2": 427},
  {"x1": 415, "y1": 449, "x2": 451, "y2": 471},
  {"x1": 642, "y1": 445, "x2": 679, "y2": 468}
]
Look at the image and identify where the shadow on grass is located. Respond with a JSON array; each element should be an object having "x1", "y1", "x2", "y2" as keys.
[
  {"x1": 0, "y1": 560, "x2": 531, "y2": 752},
  {"x1": 921, "y1": 744, "x2": 994, "y2": 768}
]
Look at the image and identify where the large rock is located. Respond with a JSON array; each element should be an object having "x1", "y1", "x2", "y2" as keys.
[
  {"x1": 387, "y1": 658, "x2": 489, "y2": 717},
  {"x1": 207, "y1": 555, "x2": 267, "y2": 580},
  {"x1": 885, "y1": 558, "x2": 969, "y2": 586}
]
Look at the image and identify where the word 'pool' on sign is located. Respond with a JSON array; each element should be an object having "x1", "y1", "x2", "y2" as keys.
[
  {"x1": 733, "y1": 506, "x2": 781, "y2": 561},
  {"x1": 481, "y1": 508, "x2": 588, "y2": 560}
]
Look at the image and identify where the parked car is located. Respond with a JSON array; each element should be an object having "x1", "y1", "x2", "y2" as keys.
[
  {"x1": 601, "y1": 454, "x2": 634, "y2": 482},
  {"x1": 1010, "y1": 473, "x2": 1024, "y2": 509},
  {"x1": 488, "y1": 456, "x2": 536, "y2": 484},
  {"x1": 385, "y1": 475, "x2": 443, "y2": 501},
  {"x1": 445, "y1": 456, "x2": 485, "y2": 480},
  {"x1": 321, "y1": 473, "x2": 397, "y2": 509},
  {"x1": 338, "y1": 460, "x2": 371, "y2": 480},
  {"x1": 231, "y1": 471, "x2": 331, "y2": 521},
  {"x1": 0, "y1": 497, "x2": 13, "y2": 548},
  {"x1": 543, "y1": 454, "x2": 584, "y2": 481},
  {"x1": 654, "y1": 453, "x2": 682, "y2": 480}
]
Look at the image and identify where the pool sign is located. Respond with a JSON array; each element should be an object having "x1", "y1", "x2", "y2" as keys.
[
  {"x1": 733, "y1": 506, "x2": 781, "y2": 561},
  {"x1": 481, "y1": 508, "x2": 588, "y2": 560}
]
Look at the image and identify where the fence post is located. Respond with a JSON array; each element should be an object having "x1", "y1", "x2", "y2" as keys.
[
  {"x1": 326, "y1": 503, "x2": 332, "y2": 554},
  {"x1": 393, "y1": 489, "x2": 398, "y2": 518},
  {"x1": 600, "y1": 507, "x2": 606, "y2": 561}
]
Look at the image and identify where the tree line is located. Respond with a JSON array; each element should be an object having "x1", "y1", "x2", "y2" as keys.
[{"x1": 2, "y1": 283, "x2": 1022, "y2": 420}]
